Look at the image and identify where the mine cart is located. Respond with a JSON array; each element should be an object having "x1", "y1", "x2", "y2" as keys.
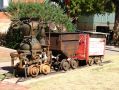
[
  {"x1": 46, "y1": 32, "x2": 79, "y2": 58},
  {"x1": 46, "y1": 31, "x2": 107, "y2": 71},
  {"x1": 46, "y1": 32, "x2": 80, "y2": 71},
  {"x1": 74, "y1": 31, "x2": 107, "y2": 66}
]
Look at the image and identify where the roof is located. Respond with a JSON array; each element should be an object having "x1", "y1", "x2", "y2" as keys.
[
  {"x1": 82, "y1": 31, "x2": 109, "y2": 35},
  {"x1": 46, "y1": 31, "x2": 109, "y2": 35}
]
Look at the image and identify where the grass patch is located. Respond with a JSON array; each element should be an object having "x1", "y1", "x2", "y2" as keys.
[{"x1": 0, "y1": 73, "x2": 5, "y2": 81}]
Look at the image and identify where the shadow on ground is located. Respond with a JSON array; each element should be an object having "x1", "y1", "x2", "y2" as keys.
[{"x1": 1, "y1": 66, "x2": 13, "y2": 74}]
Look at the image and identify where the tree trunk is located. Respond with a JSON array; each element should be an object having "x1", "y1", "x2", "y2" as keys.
[
  {"x1": 113, "y1": 6, "x2": 119, "y2": 45},
  {"x1": 112, "y1": 0, "x2": 119, "y2": 45}
]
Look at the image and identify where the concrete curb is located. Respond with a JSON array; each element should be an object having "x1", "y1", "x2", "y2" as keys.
[{"x1": 105, "y1": 46, "x2": 119, "y2": 52}]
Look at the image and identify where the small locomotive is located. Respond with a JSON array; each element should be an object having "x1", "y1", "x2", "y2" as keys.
[
  {"x1": 10, "y1": 20, "x2": 107, "y2": 77},
  {"x1": 10, "y1": 20, "x2": 52, "y2": 77}
]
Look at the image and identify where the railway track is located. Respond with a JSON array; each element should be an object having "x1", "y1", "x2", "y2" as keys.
[{"x1": 1, "y1": 60, "x2": 111, "y2": 84}]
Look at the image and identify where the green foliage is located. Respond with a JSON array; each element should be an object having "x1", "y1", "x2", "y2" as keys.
[
  {"x1": 0, "y1": 74, "x2": 5, "y2": 81},
  {"x1": 6, "y1": 2, "x2": 75, "y2": 32},
  {"x1": 69, "y1": 0, "x2": 115, "y2": 16},
  {"x1": 5, "y1": 29, "x2": 23, "y2": 49}
]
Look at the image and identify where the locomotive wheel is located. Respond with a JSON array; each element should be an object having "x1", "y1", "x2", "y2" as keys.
[
  {"x1": 61, "y1": 59, "x2": 70, "y2": 71},
  {"x1": 88, "y1": 57, "x2": 94, "y2": 66},
  {"x1": 40, "y1": 64, "x2": 51, "y2": 75},
  {"x1": 28, "y1": 65, "x2": 39, "y2": 77},
  {"x1": 70, "y1": 59, "x2": 78, "y2": 69}
]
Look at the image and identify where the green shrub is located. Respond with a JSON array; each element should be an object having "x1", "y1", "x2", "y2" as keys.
[{"x1": 7, "y1": 2, "x2": 75, "y2": 32}]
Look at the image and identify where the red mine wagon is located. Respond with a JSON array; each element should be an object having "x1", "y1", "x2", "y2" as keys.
[{"x1": 74, "y1": 31, "x2": 106, "y2": 66}]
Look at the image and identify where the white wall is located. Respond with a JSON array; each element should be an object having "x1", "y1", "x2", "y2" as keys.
[
  {"x1": 3, "y1": 0, "x2": 10, "y2": 8},
  {"x1": 0, "y1": 0, "x2": 10, "y2": 9}
]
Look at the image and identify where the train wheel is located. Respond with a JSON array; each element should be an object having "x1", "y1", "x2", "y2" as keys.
[
  {"x1": 94, "y1": 57, "x2": 103, "y2": 66},
  {"x1": 40, "y1": 64, "x2": 51, "y2": 75},
  {"x1": 27, "y1": 65, "x2": 39, "y2": 77},
  {"x1": 88, "y1": 57, "x2": 94, "y2": 66},
  {"x1": 53, "y1": 62, "x2": 60, "y2": 71},
  {"x1": 94, "y1": 57, "x2": 100, "y2": 64},
  {"x1": 70, "y1": 59, "x2": 78, "y2": 69},
  {"x1": 61, "y1": 59, "x2": 70, "y2": 71}
]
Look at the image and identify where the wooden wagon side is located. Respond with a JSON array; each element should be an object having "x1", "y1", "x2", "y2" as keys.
[{"x1": 46, "y1": 32, "x2": 80, "y2": 58}]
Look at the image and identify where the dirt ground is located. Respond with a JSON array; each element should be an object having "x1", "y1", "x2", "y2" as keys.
[{"x1": 0, "y1": 46, "x2": 119, "y2": 90}]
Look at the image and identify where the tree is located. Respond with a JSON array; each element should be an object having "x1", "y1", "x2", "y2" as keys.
[
  {"x1": 6, "y1": 2, "x2": 75, "y2": 32},
  {"x1": 54, "y1": 0, "x2": 119, "y2": 45},
  {"x1": 5, "y1": 2, "x2": 76, "y2": 49},
  {"x1": 111, "y1": 0, "x2": 119, "y2": 45}
]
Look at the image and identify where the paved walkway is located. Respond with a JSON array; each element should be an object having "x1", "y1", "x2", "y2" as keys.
[
  {"x1": 0, "y1": 46, "x2": 17, "y2": 74},
  {"x1": 0, "y1": 47, "x2": 28, "y2": 90},
  {"x1": 105, "y1": 45, "x2": 119, "y2": 52},
  {"x1": 0, "y1": 82, "x2": 28, "y2": 90},
  {"x1": 0, "y1": 46, "x2": 16, "y2": 62}
]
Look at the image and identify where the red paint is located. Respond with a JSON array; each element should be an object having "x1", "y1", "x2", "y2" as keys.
[
  {"x1": 74, "y1": 34, "x2": 89, "y2": 62},
  {"x1": 72, "y1": 33, "x2": 106, "y2": 64}
]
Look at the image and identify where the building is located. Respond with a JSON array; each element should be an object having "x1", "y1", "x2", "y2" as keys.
[
  {"x1": 49, "y1": 0, "x2": 115, "y2": 33},
  {"x1": 77, "y1": 13, "x2": 115, "y2": 33}
]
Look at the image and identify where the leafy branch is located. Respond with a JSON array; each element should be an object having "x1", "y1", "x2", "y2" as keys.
[{"x1": 6, "y1": 2, "x2": 75, "y2": 32}]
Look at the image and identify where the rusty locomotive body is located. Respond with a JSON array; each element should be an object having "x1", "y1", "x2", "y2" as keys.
[{"x1": 10, "y1": 20, "x2": 106, "y2": 77}]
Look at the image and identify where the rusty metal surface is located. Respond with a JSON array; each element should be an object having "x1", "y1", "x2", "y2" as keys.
[
  {"x1": 20, "y1": 36, "x2": 41, "y2": 51},
  {"x1": 46, "y1": 33, "x2": 80, "y2": 57}
]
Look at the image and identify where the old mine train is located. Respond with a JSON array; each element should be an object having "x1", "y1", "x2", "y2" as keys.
[{"x1": 10, "y1": 21, "x2": 106, "y2": 77}]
